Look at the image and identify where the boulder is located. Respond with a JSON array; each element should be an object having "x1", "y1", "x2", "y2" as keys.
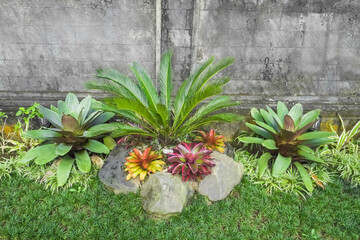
[
  {"x1": 99, "y1": 145, "x2": 140, "y2": 194},
  {"x1": 141, "y1": 172, "x2": 194, "y2": 219},
  {"x1": 198, "y1": 151, "x2": 244, "y2": 201}
]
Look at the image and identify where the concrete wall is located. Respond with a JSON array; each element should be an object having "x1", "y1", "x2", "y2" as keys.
[
  {"x1": 1, "y1": 0, "x2": 360, "y2": 121},
  {"x1": 0, "y1": 0, "x2": 156, "y2": 112}
]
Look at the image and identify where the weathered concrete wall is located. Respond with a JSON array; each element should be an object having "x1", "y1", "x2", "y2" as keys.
[
  {"x1": 193, "y1": 0, "x2": 360, "y2": 117},
  {"x1": 0, "y1": 0, "x2": 156, "y2": 112},
  {"x1": 1, "y1": 0, "x2": 360, "y2": 121}
]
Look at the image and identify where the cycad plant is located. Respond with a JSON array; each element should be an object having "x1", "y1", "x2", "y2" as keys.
[
  {"x1": 85, "y1": 50, "x2": 242, "y2": 146},
  {"x1": 19, "y1": 93, "x2": 114, "y2": 186},
  {"x1": 238, "y1": 101, "x2": 334, "y2": 192}
]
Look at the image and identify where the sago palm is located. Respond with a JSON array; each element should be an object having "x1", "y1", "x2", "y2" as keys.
[{"x1": 85, "y1": 50, "x2": 242, "y2": 146}]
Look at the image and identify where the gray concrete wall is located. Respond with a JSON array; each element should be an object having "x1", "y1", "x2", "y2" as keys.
[
  {"x1": 1, "y1": 0, "x2": 360, "y2": 120},
  {"x1": 0, "y1": 0, "x2": 156, "y2": 112}
]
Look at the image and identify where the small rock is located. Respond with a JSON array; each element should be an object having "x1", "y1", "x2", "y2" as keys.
[
  {"x1": 198, "y1": 151, "x2": 244, "y2": 201},
  {"x1": 91, "y1": 155, "x2": 104, "y2": 169},
  {"x1": 141, "y1": 172, "x2": 194, "y2": 219},
  {"x1": 99, "y1": 145, "x2": 140, "y2": 194}
]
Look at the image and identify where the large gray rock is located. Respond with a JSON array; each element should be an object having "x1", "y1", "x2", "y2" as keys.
[
  {"x1": 198, "y1": 151, "x2": 244, "y2": 201},
  {"x1": 141, "y1": 172, "x2": 194, "y2": 219},
  {"x1": 99, "y1": 145, "x2": 140, "y2": 194}
]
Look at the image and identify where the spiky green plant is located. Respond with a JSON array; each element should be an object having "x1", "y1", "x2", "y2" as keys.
[
  {"x1": 238, "y1": 101, "x2": 334, "y2": 193},
  {"x1": 85, "y1": 50, "x2": 242, "y2": 146},
  {"x1": 19, "y1": 93, "x2": 114, "y2": 187}
]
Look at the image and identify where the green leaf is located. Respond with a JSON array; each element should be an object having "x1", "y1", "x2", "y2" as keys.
[
  {"x1": 130, "y1": 62, "x2": 159, "y2": 112},
  {"x1": 258, "y1": 153, "x2": 272, "y2": 178},
  {"x1": 266, "y1": 106, "x2": 284, "y2": 129},
  {"x1": 297, "y1": 131, "x2": 334, "y2": 140},
  {"x1": 238, "y1": 137, "x2": 264, "y2": 144},
  {"x1": 158, "y1": 50, "x2": 173, "y2": 111},
  {"x1": 297, "y1": 150, "x2": 325, "y2": 164},
  {"x1": 56, "y1": 143, "x2": 72, "y2": 156},
  {"x1": 65, "y1": 93, "x2": 80, "y2": 112},
  {"x1": 349, "y1": 120, "x2": 360, "y2": 140},
  {"x1": 92, "y1": 68, "x2": 148, "y2": 106},
  {"x1": 23, "y1": 130, "x2": 62, "y2": 140},
  {"x1": 301, "y1": 138, "x2": 335, "y2": 147},
  {"x1": 174, "y1": 57, "x2": 214, "y2": 117},
  {"x1": 57, "y1": 155, "x2": 75, "y2": 187},
  {"x1": 254, "y1": 121, "x2": 277, "y2": 134},
  {"x1": 78, "y1": 95, "x2": 92, "y2": 124},
  {"x1": 272, "y1": 154, "x2": 291, "y2": 177},
  {"x1": 297, "y1": 144, "x2": 314, "y2": 154},
  {"x1": 87, "y1": 112, "x2": 114, "y2": 127},
  {"x1": 75, "y1": 150, "x2": 91, "y2": 173},
  {"x1": 262, "y1": 139, "x2": 278, "y2": 149},
  {"x1": 110, "y1": 124, "x2": 157, "y2": 138},
  {"x1": 37, "y1": 105, "x2": 62, "y2": 128},
  {"x1": 18, "y1": 144, "x2": 56, "y2": 164},
  {"x1": 260, "y1": 109, "x2": 279, "y2": 132},
  {"x1": 103, "y1": 136, "x2": 116, "y2": 150},
  {"x1": 250, "y1": 108, "x2": 263, "y2": 122},
  {"x1": 277, "y1": 101, "x2": 289, "y2": 124},
  {"x1": 246, "y1": 122, "x2": 275, "y2": 140},
  {"x1": 298, "y1": 109, "x2": 320, "y2": 130},
  {"x1": 288, "y1": 103, "x2": 303, "y2": 127},
  {"x1": 178, "y1": 113, "x2": 242, "y2": 135},
  {"x1": 83, "y1": 139, "x2": 110, "y2": 154},
  {"x1": 184, "y1": 96, "x2": 240, "y2": 128},
  {"x1": 34, "y1": 144, "x2": 58, "y2": 165},
  {"x1": 294, "y1": 162, "x2": 313, "y2": 193},
  {"x1": 92, "y1": 102, "x2": 141, "y2": 125},
  {"x1": 57, "y1": 100, "x2": 70, "y2": 116}
]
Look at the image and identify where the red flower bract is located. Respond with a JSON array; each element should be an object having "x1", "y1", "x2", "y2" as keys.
[{"x1": 167, "y1": 142, "x2": 215, "y2": 182}]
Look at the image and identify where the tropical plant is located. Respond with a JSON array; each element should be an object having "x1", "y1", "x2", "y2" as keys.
[
  {"x1": 194, "y1": 129, "x2": 226, "y2": 153},
  {"x1": 19, "y1": 93, "x2": 114, "y2": 187},
  {"x1": 235, "y1": 149, "x2": 333, "y2": 198},
  {"x1": 320, "y1": 115, "x2": 360, "y2": 187},
  {"x1": 238, "y1": 101, "x2": 334, "y2": 193},
  {"x1": 124, "y1": 147, "x2": 165, "y2": 181},
  {"x1": 167, "y1": 142, "x2": 215, "y2": 182},
  {"x1": 0, "y1": 105, "x2": 41, "y2": 158},
  {"x1": 85, "y1": 50, "x2": 242, "y2": 146}
]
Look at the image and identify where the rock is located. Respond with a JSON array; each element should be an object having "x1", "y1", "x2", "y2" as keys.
[
  {"x1": 99, "y1": 145, "x2": 140, "y2": 194},
  {"x1": 198, "y1": 151, "x2": 244, "y2": 201},
  {"x1": 141, "y1": 172, "x2": 194, "y2": 219},
  {"x1": 91, "y1": 155, "x2": 104, "y2": 169}
]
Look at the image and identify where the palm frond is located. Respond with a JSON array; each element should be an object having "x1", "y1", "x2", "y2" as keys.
[
  {"x1": 159, "y1": 50, "x2": 173, "y2": 111},
  {"x1": 130, "y1": 62, "x2": 159, "y2": 112},
  {"x1": 95, "y1": 68, "x2": 148, "y2": 107}
]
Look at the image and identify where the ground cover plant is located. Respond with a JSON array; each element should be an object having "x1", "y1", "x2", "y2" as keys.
[
  {"x1": 1, "y1": 174, "x2": 359, "y2": 239},
  {"x1": 238, "y1": 102, "x2": 334, "y2": 193},
  {"x1": 86, "y1": 50, "x2": 242, "y2": 146},
  {"x1": 19, "y1": 93, "x2": 114, "y2": 187},
  {"x1": 320, "y1": 115, "x2": 360, "y2": 187}
]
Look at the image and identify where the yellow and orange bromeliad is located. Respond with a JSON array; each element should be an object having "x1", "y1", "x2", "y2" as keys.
[
  {"x1": 194, "y1": 129, "x2": 226, "y2": 153},
  {"x1": 124, "y1": 147, "x2": 165, "y2": 181}
]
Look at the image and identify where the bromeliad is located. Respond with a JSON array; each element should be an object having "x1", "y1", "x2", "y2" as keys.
[
  {"x1": 125, "y1": 147, "x2": 165, "y2": 181},
  {"x1": 19, "y1": 93, "x2": 114, "y2": 187},
  {"x1": 238, "y1": 101, "x2": 334, "y2": 192},
  {"x1": 194, "y1": 129, "x2": 226, "y2": 153},
  {"x1": 167, "y1": 142, "x2": 215, "y2": 182}
]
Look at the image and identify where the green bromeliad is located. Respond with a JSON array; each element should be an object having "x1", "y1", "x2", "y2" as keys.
[
  {"x1": 19, "y1": 93, "x2": 114, "y2": 186},
  {"x1": 238, "y1": 101, "x2": 334, "y2": 192}
]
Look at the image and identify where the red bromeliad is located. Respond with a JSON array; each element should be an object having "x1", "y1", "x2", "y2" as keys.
[
  {"x1": 125, "y1": 147, "x2": 165, "y2": 181},
  {"x1": 167, "y1": 142, "x2": 215, "y2": 182},
  {"x1": 194, "y1": 129, "x2": 226, "y2": 153}
]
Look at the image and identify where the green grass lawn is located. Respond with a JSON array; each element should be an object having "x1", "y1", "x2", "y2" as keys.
[{"x1": 1, "y1": 175, "x2": 360, "y2": 240}]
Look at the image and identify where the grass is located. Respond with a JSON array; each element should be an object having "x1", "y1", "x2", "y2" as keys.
[{"x1": 1, "y1": 174, "x2": 360, "y2": 239}]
